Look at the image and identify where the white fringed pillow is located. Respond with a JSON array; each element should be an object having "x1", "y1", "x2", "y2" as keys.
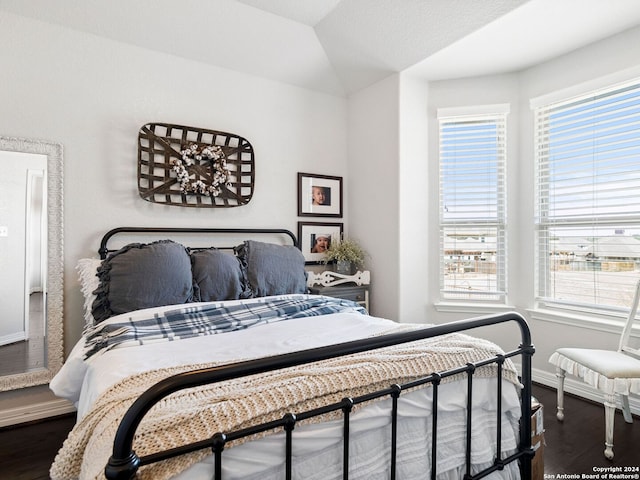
[{"x1": 76, "y1": 258, "x2": 102, "y2": 328}]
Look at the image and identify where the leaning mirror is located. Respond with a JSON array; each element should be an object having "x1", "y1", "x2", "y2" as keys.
[{"x1": 0, "y1": 136, "x2": 63, "y2": 391}]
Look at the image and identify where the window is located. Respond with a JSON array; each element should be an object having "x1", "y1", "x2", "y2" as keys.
[
  {"x1": 534, "y1": 79, "x2": 640, "y2": 313},
  {"x1": 438, "y1": 106, "x2": 508, "y2": 301}
]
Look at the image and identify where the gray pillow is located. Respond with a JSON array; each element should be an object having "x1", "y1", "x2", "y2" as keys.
[
  {"x1": 91, "y1": 240, "x2": 194, "y2": 322},
  {"x1": 235, "y1": 240, "x2": 307, "y2": 297},
  {"x1": 190, "y1": 248, "x2": 244, "y2": 302}
]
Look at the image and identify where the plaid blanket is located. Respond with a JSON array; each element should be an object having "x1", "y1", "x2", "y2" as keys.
[{"x1": 83, "y1": 295, "x2": 366, "y2": 359}]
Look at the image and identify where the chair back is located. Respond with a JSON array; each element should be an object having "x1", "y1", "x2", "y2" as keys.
[{"x1": 618, "y1": 279, "x2": 640, "y2": 359}]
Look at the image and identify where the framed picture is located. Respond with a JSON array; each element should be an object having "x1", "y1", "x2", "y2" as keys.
[
  {"x1": 297, "y1": 221, "x2": 343, "y2": 264},
  {"x1": 298, "y1": 172, "x2": 343, "y2": 217}
]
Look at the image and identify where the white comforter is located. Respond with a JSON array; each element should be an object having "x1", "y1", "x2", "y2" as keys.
[{"x1": 51, "y1": 295, "x2": 522, "y2": 480}]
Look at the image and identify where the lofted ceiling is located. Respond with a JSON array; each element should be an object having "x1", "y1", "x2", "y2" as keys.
[{"x1": 1, "y1": 0, "x2": 640, "y2": 96}]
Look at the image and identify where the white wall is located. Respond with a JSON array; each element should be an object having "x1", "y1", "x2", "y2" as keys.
[
  {"x1": 347, "y1": 75, "x2": 401, "y2": 320},
  {"x1": 346, "y1": 73, "x2": 430, "y2": 323},
  {"x1": 0, "y1": 12, "x2": 348, "y2": 412},
  {"x1": 398, "y1": 73, "x2": 430, "y2": 323}
]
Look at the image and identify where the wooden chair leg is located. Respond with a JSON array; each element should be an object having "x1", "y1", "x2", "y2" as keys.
[
  {"x1": 621, "y1": 395, "x2": 633, "y2": 424},
  {"x1": 555, "y1": 366, "x2": 565, "y2": 421},
  {"x1": 604, "y1": 393, "x2": 616, "y2": 460}
]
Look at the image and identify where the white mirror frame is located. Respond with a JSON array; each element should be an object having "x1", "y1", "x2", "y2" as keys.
[{"x1": 0, "y1": 136, "x2": 63, "y2": 391}]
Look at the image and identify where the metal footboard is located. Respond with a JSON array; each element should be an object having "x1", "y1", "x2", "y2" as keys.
[{"x1": 105, "y1": 311, "x2": 534, "y2": 480}]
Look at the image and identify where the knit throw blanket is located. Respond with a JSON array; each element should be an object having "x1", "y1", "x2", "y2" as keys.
[
  {"x1": 83, "y1": 295, "x2": 366, "y2": 359},
  {"x1": 51, "y1": 329, "x2": 520, "y2": 480}
]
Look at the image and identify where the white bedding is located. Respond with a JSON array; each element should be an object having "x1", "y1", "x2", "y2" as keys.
[{"x1": 51, "y1": 295, "x2": 522, "y2": 480}]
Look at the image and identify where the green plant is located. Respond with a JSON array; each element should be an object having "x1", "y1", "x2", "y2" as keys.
[{"x1": 323, "y1": 237, "x2": 368, "y2": 268}]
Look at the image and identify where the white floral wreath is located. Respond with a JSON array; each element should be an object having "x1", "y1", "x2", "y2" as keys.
[{"x1": 170, "y1": 143, "x2": 231, "y2": 196}]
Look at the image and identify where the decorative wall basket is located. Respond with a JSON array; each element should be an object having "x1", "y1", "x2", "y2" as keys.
[{"x1": 137, "y1": 123, "x2": 255, "y2": 207}]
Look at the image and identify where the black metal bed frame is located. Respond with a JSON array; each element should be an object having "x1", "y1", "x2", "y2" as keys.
[
  {"x1": 98, "y1": 226, "x2": 299, "y2": 259},
  {"x1": 97, "y1": 227, "x2": 535, "y2": 480}
]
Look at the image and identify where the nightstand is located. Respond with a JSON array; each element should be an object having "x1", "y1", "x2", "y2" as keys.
[{"x1": 309, "y1": 284, "x2": 370, "y2": 311}]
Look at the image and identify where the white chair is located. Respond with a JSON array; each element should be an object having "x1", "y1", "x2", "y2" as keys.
[{"x1": 549, "y1": 279, "x2": 640, "y2": 460}]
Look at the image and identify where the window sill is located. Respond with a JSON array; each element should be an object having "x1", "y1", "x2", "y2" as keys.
[
  {"x1": 436, "y1": 303, "x2": 640, "y2": 338},
  {"x1": 526, "y1": 307, "x2": 629, "y2": 335},
  {"x1": 434, "y1": 302, "x2": 516, "y2": 315}
]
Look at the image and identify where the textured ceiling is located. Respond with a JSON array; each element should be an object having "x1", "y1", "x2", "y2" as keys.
[
  {"x1": 1, "y1": 0, "x2": 640, "y2": 96},
  {"x1": 236, "y1": 0, "x2": 342, "y2": 26}
]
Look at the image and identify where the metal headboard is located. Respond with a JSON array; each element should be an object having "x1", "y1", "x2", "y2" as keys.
[{"x1": 98, "y1": 227, "x2": 298, "y2": 259}]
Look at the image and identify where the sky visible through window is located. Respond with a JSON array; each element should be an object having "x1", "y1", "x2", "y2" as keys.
[
  {"x1": 441, "y1": 121, "x2": 500, "y2": 222},
  {"x1": 545, "y1": 87, "x2": 640, "y2": 223}
]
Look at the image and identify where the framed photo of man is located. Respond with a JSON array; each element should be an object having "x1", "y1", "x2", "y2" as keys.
[
  {"x1": 297, "y1": 221, "x2": 343, "y2": 264},
  {"x1": 297, "y1": 172, "x2": 343, "y2": 217}
]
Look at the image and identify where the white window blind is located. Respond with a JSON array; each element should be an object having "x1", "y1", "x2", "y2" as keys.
[
  {"x1": 439, "y1": 110, "x2": 507, "y2": 301},
  {"x1": 534, "y1": 78, "x2": 640, "y2": 312}
]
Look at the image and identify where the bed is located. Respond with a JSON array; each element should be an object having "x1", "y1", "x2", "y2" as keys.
[{"x1": 50, "y1": 227, "x2": 534, "y2": 480}]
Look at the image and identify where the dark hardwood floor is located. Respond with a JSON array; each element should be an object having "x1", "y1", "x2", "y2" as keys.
[
  {"x1": 0, "y1": 412, "x2": 75, "y2": 480},
  {"x1": 533, "y1": 383, "x2": 640, "y2": 475},
  {"x1": 0, "y1": 384, "x2": 638, "y2": 479}
]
